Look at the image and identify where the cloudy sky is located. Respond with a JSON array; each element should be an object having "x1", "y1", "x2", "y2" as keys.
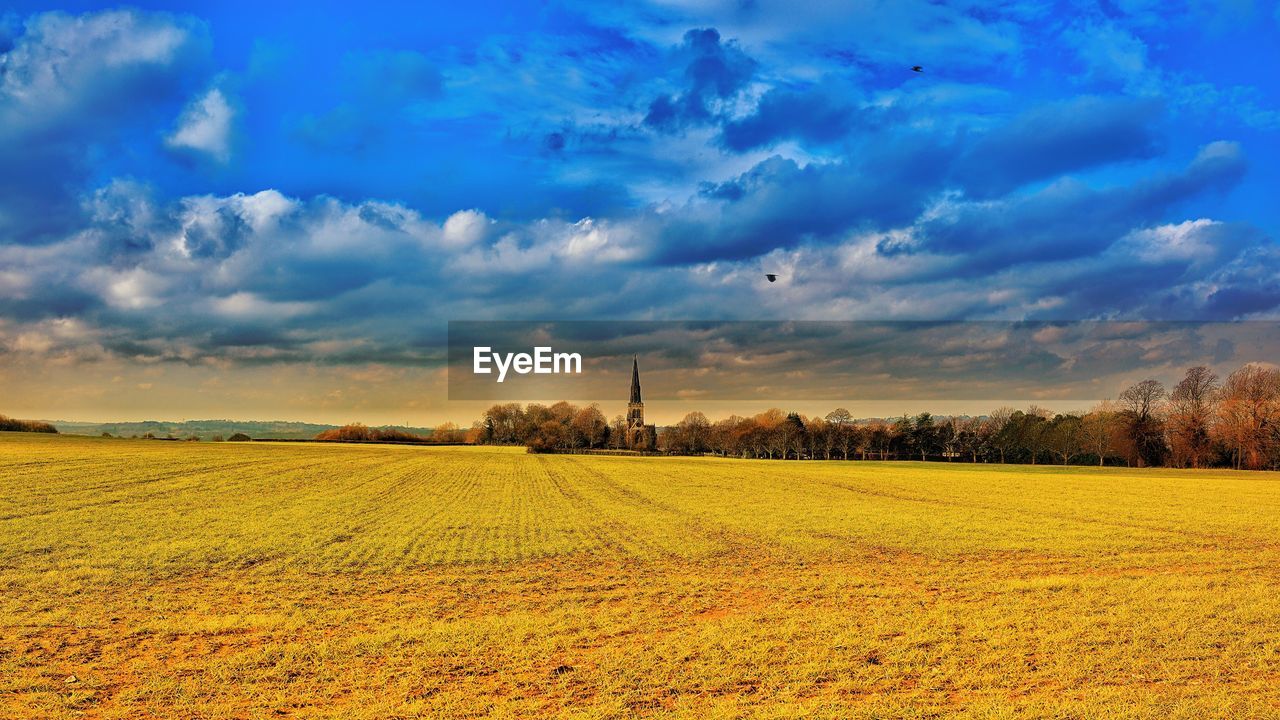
[{"x1": 1, "y1": 1, "x2": 1278, "y2": 424}]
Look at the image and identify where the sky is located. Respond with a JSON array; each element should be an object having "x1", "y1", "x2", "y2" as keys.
[{"x1": 1, "y1": 0, "x2": 1278, "y2": 424}]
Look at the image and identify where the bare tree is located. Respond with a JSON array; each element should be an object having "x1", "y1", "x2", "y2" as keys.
[
  {"x1": 837, "y1": 423, "x2": 860, "y2": 460},
  {"x1": 988, "y1": 406, "x2": 1015, "y2": 463},
  {"x1": 1014, "y1": 409, "x2": 1050, "y2": 465},
  {"x1": 609, "y1": 415, "x2": 627, "y2": 449},
  {"x1": 1046, "y1": 413, "x2": 1083, "y2": 465},
  {"x1": 854, "y1": 422, "x2": 874, "y2": 460},
  {"x1": 754, "y1": 408, "x2": 787, "y2": 459},
  {"x1": 825, "y1": 408, "x2": 853, "y2": 426},
  {"x1": 674, "y1": 411, "x2": 711, "y2": 454},
  {"x1": 432, "y1": 421, "x2": 461, "y2": 442},
  {"x1": 1080, "y1": 400, "x2": 1120, "y2": 466},
  {"x1": 709, "y1": 416, "x2": 743, "y2": 456},
  {"x1": 1215, "y1": 364, "x2": 1280, "y2": 470},
  {"x1": 956, "y1": 416, "x2": 987, "y2": 462},
  {"x1": 1120, "y1": 380, "x2": 1166, "y2": 418},
  {"x1": 1167, "y1": 366, "x2": 1220, "y2": 468},
  {"x1": 782, "y1": 413, "x2": 807, "y2": 459},
  {"x1": 571, "y1": 404, "x2": 609, "y2": 448},
  {"x1": 1119, "y1": 379, "x2": 1168, "y2": 467},
  {"x1": 866, "y1": 419, "x2": 894, "y2": 460},
  {"x1": 808, "y1": 416, "x2": 834, "y2": 459}
]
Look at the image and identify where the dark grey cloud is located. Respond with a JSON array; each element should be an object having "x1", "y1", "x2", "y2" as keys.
[
  {"x1": 646, "y1": 95, "x2": 1228, "y2": 268},
  {"x1": 644, "y1": 28, "x2": 756, "y2": 132},
  {"x1": 904, "y1": 141, "x2": 1247, "y2": 272},
  {"x1": 1199, "y1": 243, "x2": 1280, "y2": 318},
  {"x1": 658, "y1": 139, "x2": 952, "y2": 263},
  {"x1": 952, "y1": 96, "x2": 1165, "y2": 198},
  {"x1": 718, "y1": 84, "x2": 869, "y2": 152}
]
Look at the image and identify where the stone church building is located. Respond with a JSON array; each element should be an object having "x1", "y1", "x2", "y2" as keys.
[{"x1": 626, "y1": 356, "x2": 658, "y2": 450}]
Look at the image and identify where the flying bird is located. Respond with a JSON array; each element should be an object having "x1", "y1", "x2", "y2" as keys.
[
  {"x1": 765, "y1": 274, "x2": 778, "y2": 283},
  {"x1": 911, "y1": 65, "x2": 923, "y2": 73}
]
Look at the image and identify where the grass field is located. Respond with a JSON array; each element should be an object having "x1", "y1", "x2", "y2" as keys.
[{"x1": 4, "y1": 433, "x2": 1280, "y2": 718}]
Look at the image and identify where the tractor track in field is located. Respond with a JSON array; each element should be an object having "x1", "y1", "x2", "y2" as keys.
[
  {"x1": 808, "y1": 474, "x2": 1271, "y2": 550},
  {"x1": 545, "y1": 456, "x2": 767, "y2": 560},
  {"x1": 0, "y1": 455, "x2": 340, "y2": 521}
]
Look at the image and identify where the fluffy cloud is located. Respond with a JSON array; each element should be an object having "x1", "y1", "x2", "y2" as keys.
[
  {"x1": 167, "y1": 87, "x2": 236, "y2": 163},
  {"x1": 0, "y1": 9, "x2": 208, "y2": 244},
  {"x1": 0, "y1": 9, "x2": 205, "y2": 128},
  {"x1": 1, "y1": 145, "x2": 1275, "y2": 376},
  {"x1": 441, "y1": 210, "x2": 493, "y2": 248}
]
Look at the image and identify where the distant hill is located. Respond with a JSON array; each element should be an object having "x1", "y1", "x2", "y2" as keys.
[{"x1": 51, "y1": 419, "x2": 434, "y2": 441}]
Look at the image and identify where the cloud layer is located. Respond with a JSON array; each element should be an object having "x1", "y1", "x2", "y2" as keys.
[{"x1": 1, "y1": 3, "x2": 1278, "y2": 421}]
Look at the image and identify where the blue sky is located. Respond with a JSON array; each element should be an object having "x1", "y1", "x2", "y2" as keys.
[{"x1": 1, "y1": 1, "x2": 1279, "y2": 421}]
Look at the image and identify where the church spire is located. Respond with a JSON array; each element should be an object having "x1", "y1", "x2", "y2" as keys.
[{"x1": 630, "y1": 355, "x2": 642, "y2": 404}]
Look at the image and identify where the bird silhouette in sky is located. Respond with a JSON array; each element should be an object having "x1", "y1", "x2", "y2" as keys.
[
  {"x1": 911, "y1": 65, "x2": 923, "y2": 73},
  {"x1": 765, "y1": 274, "x2": 778, "y2": 283}
]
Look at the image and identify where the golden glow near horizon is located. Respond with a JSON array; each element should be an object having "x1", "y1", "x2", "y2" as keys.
[
  {"x1": 0, "y1": 351, "x2": 1138, "y2": 427},
  {"x1": 6, "y1": 321, "x2": 1277, "y2": 426}
]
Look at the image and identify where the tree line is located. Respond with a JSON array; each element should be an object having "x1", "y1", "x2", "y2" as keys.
[
  {"x1": 0, "y1": 415, "x2": 58, "y2": 433},
  {"x1": 314, "y1": 422, "x2": 469, "y2": 443},
  {"x1": 473, "y1": 363, "x2": 1280, "y2": 470}
]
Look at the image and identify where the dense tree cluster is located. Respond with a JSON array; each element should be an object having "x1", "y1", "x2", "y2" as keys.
[
  {"x1": 477, "y1": 363, "x2": 1280, "y2": 469},
  {"x1": 0, "y1": 415, "x2": 58, "y2": 433},
  {"x1": 314, "y1": 423, "x2": 468, "y2": 443},
  {"x1": 477, "y1": 402, "x2": 613, "y2": 452}
]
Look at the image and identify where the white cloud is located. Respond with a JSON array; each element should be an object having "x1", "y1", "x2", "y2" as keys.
[
  {"x1": 1120, "y1": 219, "x2": 1222, "y2": 266},
  {"x1": 166, "y1": 87, "x2": 235, "y2": 163},
  {"x1": 1195, "y1": 139, "x2": 1243, "y2": 165},
  {"x1": 1, "y1": 317, "x2": 104, "y2": 359},
  {"x1": 1, "y1": 158, "x2": 1276, "y2": 374},
  {"x1": 0, "y1": 10, "x2": 204, "y2": 133},
  {"x1": 212, "y1": 292, "x2": 314, "y2": 319},
  {"x1": 0, "y1": 269, "x2": 31, "y2": 297},
  {"x1": 441, "y1": 209, "x2": 491, "y2": 248},
  {"x1": 95, "y1": 268, "x2": 170, "y2": 310},
  {"x1": 562, "y1": 218, "x2": 637, "y2": 262}
]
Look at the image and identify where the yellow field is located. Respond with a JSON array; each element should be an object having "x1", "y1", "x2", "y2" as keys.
[{"x1": 4, "y1": 433, "x2": 1280, "y2": 718}]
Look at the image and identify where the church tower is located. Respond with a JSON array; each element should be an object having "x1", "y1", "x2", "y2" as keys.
[{"x1": 626, "y1": 355, "x2": 653, "y2": 449}]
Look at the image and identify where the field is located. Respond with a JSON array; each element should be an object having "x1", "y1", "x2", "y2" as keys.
[{"x1": 4, "y1": 434, "x2": 1280, "y2": 718}]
